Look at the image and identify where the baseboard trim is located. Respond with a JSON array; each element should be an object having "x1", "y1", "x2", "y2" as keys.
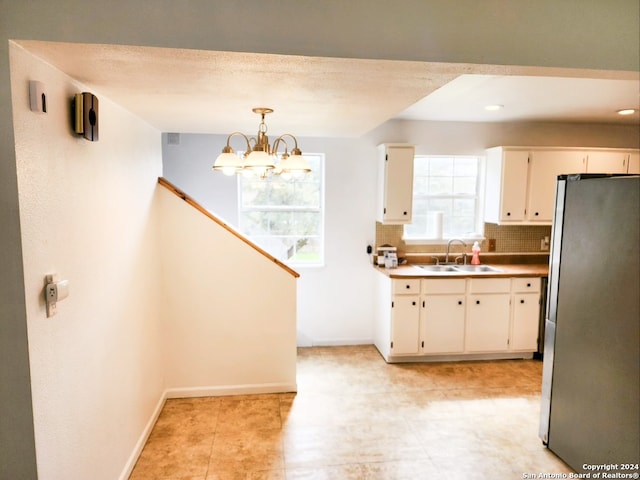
[
  {"x1": 165, "y1": 382, "x2": 298, "y2": 398},
  {"x1": 310, "y1": 339, "x2": 374, "y2": 347},
  {"x1": 118, "y1": 392, "x2": 167, "y2": 480},
  {"x1": 381, "y1": 351, "x2": 536, "y2": 363}
]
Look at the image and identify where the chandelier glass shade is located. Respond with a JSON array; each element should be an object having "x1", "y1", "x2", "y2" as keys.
[{"x1": 212, "y1": 108, "x2": 311, "y2": 178}]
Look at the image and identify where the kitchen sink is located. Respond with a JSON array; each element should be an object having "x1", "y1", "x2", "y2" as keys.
[
  {"x1": 453, "y1": 265, "x2": 503, "y2": 273},
  {"x1": 417, "y1": 265, "x2": 459, "y2": 272},
  {"x1": 416, "y1": 264, "x2": 504, "y2": 274}
]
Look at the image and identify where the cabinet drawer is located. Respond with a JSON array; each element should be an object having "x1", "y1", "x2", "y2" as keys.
[
  {"x1": 393, "y1": 279, "x2": 421, "y2": 294},
  {"x1": 468, "y1": 278, "x2": 511, "y2": 293},
  {"x1": 512, "y1": 277, "x2": 541, "y2": 293},
  {"x1": 422, "y1": 278, "x2": 466, "y2": 294}
]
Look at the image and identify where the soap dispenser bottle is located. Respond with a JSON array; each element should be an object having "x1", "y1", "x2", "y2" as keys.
[{"x1": 471, "y1": 241, "x2": 481, "y2": 265}]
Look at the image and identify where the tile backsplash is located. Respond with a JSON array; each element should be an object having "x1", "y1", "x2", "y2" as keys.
[{"x1": 376, "y1": 222, "x2": 552, "y2": 254}]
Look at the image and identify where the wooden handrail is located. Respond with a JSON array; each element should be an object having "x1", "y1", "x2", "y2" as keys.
[{"x1": 157, "y1": 177, "x2": 300, "y2": 278}]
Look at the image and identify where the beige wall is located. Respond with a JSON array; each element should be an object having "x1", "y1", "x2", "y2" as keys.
[
  {"x1": 10, "y1": 43, "x2": 165, "y2": 479},
  {"x1": 157, "y1": 186, "x2": 297, "y2": 395},
  {"x1": 10, "y1": 43, "x2": 298, "y2": 479}
]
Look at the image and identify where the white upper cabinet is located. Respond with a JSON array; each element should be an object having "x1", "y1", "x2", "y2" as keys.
[
  {"x1": 485, "y1": 147, "x2": 529, "y2": 223},
  {"x1": 584, "y1": 149, "x2": 639, "y2": 174},
  {"x1": 585, "y1": 150, "x2": 629, "y2": 174},
  {"x1": 485, "y1": 147, "x2": 638, "y2": 225},
  {"x1": 527, "y1": 149, "x2": 586, "y2": 222},
  {"x1": 376, "y1": 144, "x2": 415, "y2": 224},
  {"x1": 628, "y1": 152, "x2": 640, "y2": 174}
]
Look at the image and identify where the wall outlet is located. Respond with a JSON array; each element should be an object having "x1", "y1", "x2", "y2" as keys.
[
  {"x1": 541, "y1": 236, "x2": 550, "y2": 251},
  {"x1": 488, "y1": 239, "x2": 496, "y2": 252}
]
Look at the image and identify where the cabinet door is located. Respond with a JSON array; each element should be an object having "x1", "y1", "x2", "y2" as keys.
[
  {"x1": 378, "y1": 145, "x2": 415, "y2": 224},
  {"x1": 485, "y1": 148, "x2": 529, "y2": 223},
  {"x1": 499, "y1": 150, "x2": 529, "y2": 222},
  {"x1": 421, "y1": 295, "x2": 465, "y2": 354},
  {"x1": 511, "y1": 293, "x2": 540, "y2": 351},
  {"x1": 465, "y1": 294, "x2": 510, "y2": 352},
  {"x1": 628, "y1": 152, "x2": 640, "y2": 174},
  {"x1": 586, "y1": 151, "x2": 628, "y2": 174},
  {"x1": 391, "y1": 295, "x2": 420, "y2": 354},
  {"x1": 528, "y1": 150, "x2": 587, "y2": 222}
]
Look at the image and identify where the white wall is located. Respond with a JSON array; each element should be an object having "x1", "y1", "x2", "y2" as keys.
[
  {"x1": 10, "y1": 43, "x2": 165, "y2": 480},
  {"x1": 163, "y1": 135, "x2": 380, "y2": 346},
  {"x1": 162, "y1": 133, "x2": 240, "y2": 225},
  {"x1": 1, "y1": 2, "x2": 638, "y2": 476},
  {"x1": 157, "y1": 186, "x2": 297, "y2": 393}
]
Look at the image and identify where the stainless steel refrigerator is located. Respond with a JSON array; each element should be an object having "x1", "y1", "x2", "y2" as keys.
[{"x1": 539, "y1": 174, "x2": 639, "y2": 474}]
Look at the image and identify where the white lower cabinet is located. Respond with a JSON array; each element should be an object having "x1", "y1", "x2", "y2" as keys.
[
  {"x1": 421, "y1": 279, "x2": 466, "y2": 354},
  {"x1": 510, "y1": 278, "x2": 541, "y2": 351},
  {"x1": 465, "y1": 278, "x2": 511, "y2": 352},
  {"x1": 375, "y1": 274, "x2": 542, "y2": 362},
  {"x1": 466, "y1": 293, "x2": 511, "y2": 352},
  {"x1": 390, "y1": 295, "x2": 421, "y2": 355}
]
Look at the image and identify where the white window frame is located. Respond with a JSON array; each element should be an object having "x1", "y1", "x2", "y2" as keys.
[
  {"x1": 404, "y1": 154, "x2": 485, "y2": 244},
  {"x1": 237, "y1": 153, "x2": 325, "y2": 267}
]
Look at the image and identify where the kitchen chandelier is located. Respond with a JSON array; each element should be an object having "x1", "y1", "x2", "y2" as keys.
[{"x1": 212, "y1": 107, "x2": 311, "y2": 178}]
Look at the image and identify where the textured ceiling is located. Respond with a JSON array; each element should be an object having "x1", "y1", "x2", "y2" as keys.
[{"x1": 15, "y1": 41, "x2": 640, "y2": 137}]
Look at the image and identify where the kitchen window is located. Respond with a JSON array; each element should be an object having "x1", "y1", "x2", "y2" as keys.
[
  {"x1": 404, "y1": 155, "x2": 484, "y2": 242},
  {"x1": 238, "y1": 153, "x2": 325, "y2": 266}
]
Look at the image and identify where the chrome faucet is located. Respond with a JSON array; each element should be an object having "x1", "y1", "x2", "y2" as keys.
[{"x1": 445, "y1": 239, "x2": 467, "y2": 264}]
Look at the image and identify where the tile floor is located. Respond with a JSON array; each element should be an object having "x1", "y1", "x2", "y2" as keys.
[{"x1": 129, "y1": 345, "x2": 573, "y2": 479}]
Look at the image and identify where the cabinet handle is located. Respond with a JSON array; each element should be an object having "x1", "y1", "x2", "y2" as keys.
[
  {"x1": 520, "y1": 299, "x2": 525, "y2": 304},
  {"x1": 406, "y1": 284, "x2": 410, "y2": 289},
  {"x1": 422, "y1": 301, "x2": 425, "y2": 308},
  {"x1": 534, "y1": 212, "x2": 539, "y2": 216},
  {"x1": 527, "y1": 283, "x2": 531, "y2": 287},
  {"x1": 506, "y1": 212, "x2": 511, "y2": 216},
  {"x1": 403, "y1": 211, "x2": 408, "y2": 216},
  {"x1": 412, "y1": 301, "x2": 416, "y2": 306},
  {"x1": 458, "y1": 300, "x2": 463, "y2": 305},
  {"x1": 476, "y1": 300, "x2": 480, "y2": 305}
]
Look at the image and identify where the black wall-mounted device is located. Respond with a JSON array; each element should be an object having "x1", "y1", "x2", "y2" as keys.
[{"x1": 73, "y1": 92, "x2": 99, "y2": 141}]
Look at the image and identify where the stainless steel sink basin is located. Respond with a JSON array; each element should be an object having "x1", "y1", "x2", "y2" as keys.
[
  {"x1": 417, "y1": 265, "x2": 459, "y2": 272},
  {"x1": 453, "y1": 265, "x2": 503, "y2": 273},
  {"x1": 416, "y1": 264, "x2": 504, "y2": 274}
]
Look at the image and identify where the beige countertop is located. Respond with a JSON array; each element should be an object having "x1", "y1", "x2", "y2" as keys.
[{"x1": 376, "y1": 263, "x2": 549, "y2": 279}]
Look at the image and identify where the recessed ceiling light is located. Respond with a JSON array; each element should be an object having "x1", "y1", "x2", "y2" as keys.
[
  {"x1": 485, "y1": 104, "x2": 503, "y2": 111},
  {"x1": 617, "y1": 109, "x2": 637, "y2": 115}
]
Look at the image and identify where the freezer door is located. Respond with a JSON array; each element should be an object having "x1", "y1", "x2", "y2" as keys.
[
  {"x1": 539, "y1": 177, "x2": 566, "y2": 443},
  {"x1": 545, "y1": 176, "x2": 639, "y2": 474}
]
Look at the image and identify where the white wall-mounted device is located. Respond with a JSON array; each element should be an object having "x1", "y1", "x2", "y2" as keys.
[
  {"x1": 29, "y1": 80, "x2": 47, "y2": 113},
  {"x1": 45, "y1": 274, "x2": 70, "y2": 317}
]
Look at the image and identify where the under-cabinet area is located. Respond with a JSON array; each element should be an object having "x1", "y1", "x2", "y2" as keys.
[{"x1": 374, "y1": 270, "x2": 543, "y2": 363}]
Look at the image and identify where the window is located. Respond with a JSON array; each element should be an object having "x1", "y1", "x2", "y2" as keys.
[
  {"x1": 239, "y1": 154, "x2": 324, "y2": 266},
  {"x1": 404, "y1": 155, "x2": 483, "y2": 241}
]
